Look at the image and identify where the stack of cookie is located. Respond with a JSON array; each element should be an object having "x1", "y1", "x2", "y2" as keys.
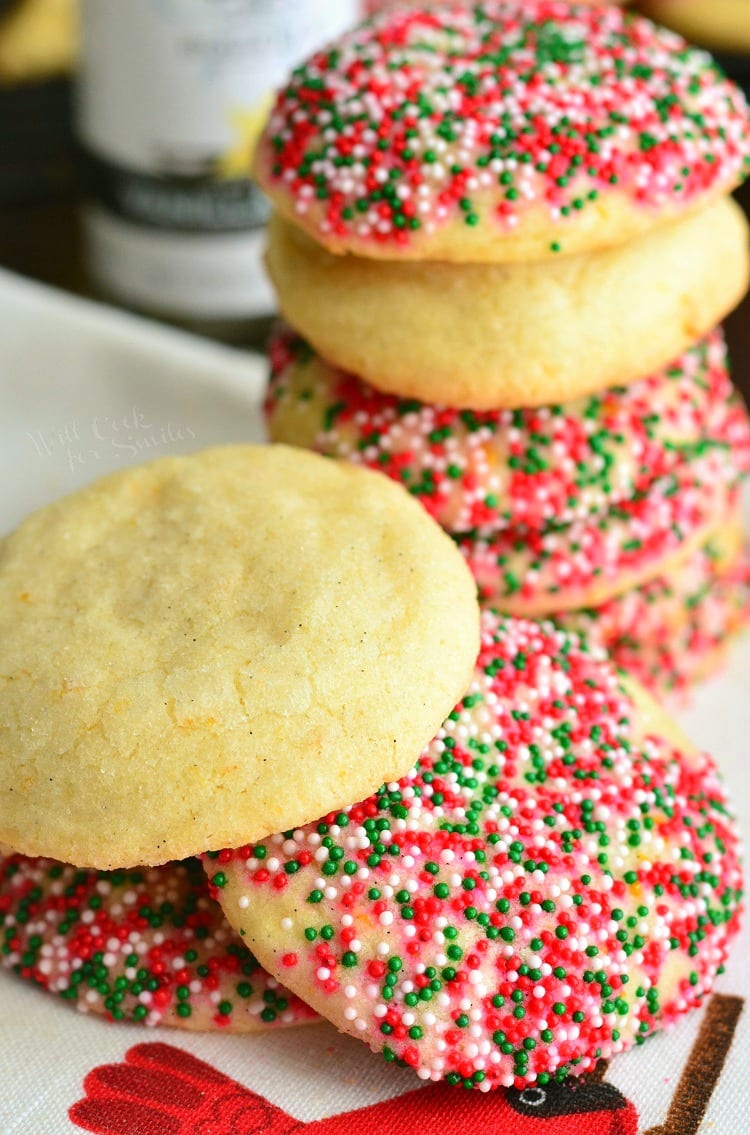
[
  {"x1": 258, "y1": 1, "x2": 750, "y2": 699},
  {"x1": 0, "y1": 446, "x2": 743, "y2": 1091}
]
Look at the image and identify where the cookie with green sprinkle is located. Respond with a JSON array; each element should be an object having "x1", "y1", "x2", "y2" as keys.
[
  {"x1": 204, "y1": 610, "x2": 743, "y2": 1091},
  {"x1": 254, "y1": 2, "x2": 750, "y2": 262},
  {"x1": 554, "y1": 515, "x2": 750, "y2": 699},
  {"x1": 455, "y1": 456, "x2": 744, "y2": 617},
  {"x1": 266, "y1": 325, "x2": 746, "y2": 537},
  {"x1": 0, "y1": 854, "x2": 318, "y2": 1032}
]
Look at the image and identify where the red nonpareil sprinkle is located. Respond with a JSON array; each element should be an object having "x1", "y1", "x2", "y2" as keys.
[
  {"x1": 208, "y1": 612, "x2": 743, "y2": 1090},
  {"x1": 0, "y1": 856, "x2": 318, "y2": 1031},
  {"x1": 257, "y1": 2, "x2": 750, "y2": 250}
]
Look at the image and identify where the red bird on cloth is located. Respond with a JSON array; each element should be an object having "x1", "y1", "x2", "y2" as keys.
[{"x1": 69, "y1": 1041, "x2": 638, "y2": 1135}]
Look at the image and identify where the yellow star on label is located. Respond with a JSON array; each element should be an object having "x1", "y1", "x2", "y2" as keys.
[{"x1": 216, "y1": 97, "x2": 273, "y2": 180}]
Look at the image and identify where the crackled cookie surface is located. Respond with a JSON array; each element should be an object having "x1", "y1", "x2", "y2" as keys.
[
  {"x1": 206, "y1": 612, "x2": 743, "y2": 1090},
  {"x1": 0, "y1": 444, "x2": 479, "y2": 868},
  {"x1": 266, "y1": 326, "x2": 744, "y2": 537},
  {"x1": 0, "y1": 855, "x2": 318, "y2": 1032},
  {"x1": 255, "y1": 2, "x2": 750, "y2": 261}
]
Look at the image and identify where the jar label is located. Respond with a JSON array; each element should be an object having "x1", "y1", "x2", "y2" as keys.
[{"x1": 82, "y1": 152, "x2": 270, "y2": 234}]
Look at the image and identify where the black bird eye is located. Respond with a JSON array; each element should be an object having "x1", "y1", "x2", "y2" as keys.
[{"x1": 519, "y1": 1087, "x2": 547, "y2": 1108}]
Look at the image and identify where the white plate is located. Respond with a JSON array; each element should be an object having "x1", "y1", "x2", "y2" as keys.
[{"x1": 0, "y1": 269, "x2": 267, "y2": 532}]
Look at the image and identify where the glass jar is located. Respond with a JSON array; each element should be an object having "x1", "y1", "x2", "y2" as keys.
[{"x1": 77, "y1": 0, "x2": 361, "y2": 344}]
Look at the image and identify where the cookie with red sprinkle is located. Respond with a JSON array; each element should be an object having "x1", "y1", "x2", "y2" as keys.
[
  {"x1": 0, "y1": 854, "x2": 318, "y2": 1032},
  {"x1": 254, "y1": 2, "x2": 750, "y2": 262},
  {"x1": 365, "y1": 0, "x2": 627, "y2": 7},
  {"x1": 553, "y1": 518, "x2": 750, "y2": 698},
  {"x1": 456, "y1": 453, "x2": 744, "y2": 616},
  {"x1": 266, "y1": 325, "x2": 746, "y2": 537},
  {"x1": 204, "y1": 611, "x2": 743, "y2": 1090}
]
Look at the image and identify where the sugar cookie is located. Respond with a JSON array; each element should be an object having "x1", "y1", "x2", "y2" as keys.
[
  {"x1": 255, "y1": 3, "x2": 750, "y2": 261},
  {"x1": 0, "y1": 854, "x2": 317, "y2": 1031},
  {"x1": 266, "y1": 200, "x2": 749, "y2": 408},
  {"x1": 555, "y1": 520, "x2": 750, "y2": 697},
  {"x1": 0, "y1": 445, "x2": 479, "y2": 868},
  {"x1": 642, "y1": 1, "x2": 750, "y2": 56},
  {"x1": 456, "y1": 460, "x2": 743, "y2": 616},
  {"x1": 266, "y1": 326, "x2": 745, "y2": 536}
]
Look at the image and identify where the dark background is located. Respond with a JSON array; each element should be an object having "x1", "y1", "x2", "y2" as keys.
[{"x1": 726, "y1": 182, "x2": 750, "y2": 401}]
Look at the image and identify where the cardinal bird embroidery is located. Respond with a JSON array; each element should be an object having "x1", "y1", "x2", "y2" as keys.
[{"x1": 70, "y1": 1042, "x2": 638, "y2": 1135}]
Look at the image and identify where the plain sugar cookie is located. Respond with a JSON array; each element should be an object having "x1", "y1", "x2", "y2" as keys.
[
  {"x1": 205, "y1": 611, "x2": 743, "y2": 1089},
  {"x1": 0, "y1": 445, "x2": 479, "y2": 868},
  {"x1": 641, "y1": 1, "x2": 750, "y2": 55},
  {"x1": 266, "y1": 199, "x2": 749, "y2": 408}
]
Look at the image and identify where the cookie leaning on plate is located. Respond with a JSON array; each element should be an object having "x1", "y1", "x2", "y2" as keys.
[
  {"x1": 205, "y1": 611, "x2": 744, "y2": 1090},
  {"x1": 0, "y1": 444, "x2": 479, "y2": 869}
]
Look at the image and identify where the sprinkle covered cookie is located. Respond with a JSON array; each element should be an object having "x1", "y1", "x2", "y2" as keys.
[
  {"x1": 554, "y1": 520, "x2": 750, "y2": 698},
  {"x1": 254, "y1": 2, "x2": 750, "y2": 261},
  {"x1": 0, "y1": 445, "x2": 479, "y2": 868},
  {"x1": 205, "y1": 611, "x2": 743, "y2": 1089},
  {"x1": 0, "y1": 854, "x2": 318, "y2": 1032},
  {"x1": 456, "y1": 455, "x2": 744, "y2": 615},
  {"x1": 266, "y1": 326, "x2": 745, "y2": 537}
]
